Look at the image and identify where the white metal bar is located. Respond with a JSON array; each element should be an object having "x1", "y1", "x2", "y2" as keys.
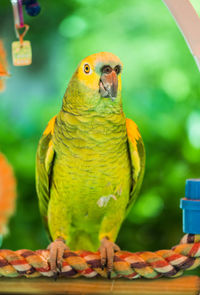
[{"x1": 163, "y1": 0, "x2": 200, "y2": 70}]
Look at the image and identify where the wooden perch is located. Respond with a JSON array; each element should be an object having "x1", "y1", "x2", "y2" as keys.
[{"x1": 0, "y1": 276, "x2": 199, "y2": 295}]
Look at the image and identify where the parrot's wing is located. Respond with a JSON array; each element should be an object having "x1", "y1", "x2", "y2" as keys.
[
  {"x1": 36, "y1": 116, "x2": 56, "y2": 233},
  {"x1": 125, "y1": 118, "x2": 145, "y2": 214}
]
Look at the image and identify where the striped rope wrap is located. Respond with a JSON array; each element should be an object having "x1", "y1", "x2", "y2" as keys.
[{"x1": 0, "y1": 234, "x2": 200, "y2": 279}]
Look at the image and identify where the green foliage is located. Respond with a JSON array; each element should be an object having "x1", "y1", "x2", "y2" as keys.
[{"x1": 0, "y1": 0, "x2": 200, "y2": 255}]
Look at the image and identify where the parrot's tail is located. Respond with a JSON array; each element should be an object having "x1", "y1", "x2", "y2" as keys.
[
  {"x1": 70, "y1": 231, "x2": 100, "y2": 252},
  {"x1": 0, "y1": 153, "x2": 17, "y2": 245}
]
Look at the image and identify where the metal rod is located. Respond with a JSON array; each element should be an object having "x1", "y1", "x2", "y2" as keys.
[{"x1": 163, "y1": 0, "x2": 200, "y2": 71}]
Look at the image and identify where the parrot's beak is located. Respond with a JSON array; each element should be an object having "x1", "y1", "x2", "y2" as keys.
[{"x1": 99, "y1": 70, "x2": 118, "y2": 100}]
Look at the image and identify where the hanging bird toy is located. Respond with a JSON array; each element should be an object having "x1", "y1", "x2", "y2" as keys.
[{"x1": 10, "y1": 0, "x2": 41, "y2": 66}]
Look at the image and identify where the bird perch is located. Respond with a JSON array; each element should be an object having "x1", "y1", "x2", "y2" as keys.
[
  {"x1": 1, "y1": 234, "x2": 200, "y2": 295},
  {"x1": 0, "y1": 234, "x2": 200, "y2": 279},
  {"x1": 0, "y1": 276, "x2": 199, "y2": 295}
]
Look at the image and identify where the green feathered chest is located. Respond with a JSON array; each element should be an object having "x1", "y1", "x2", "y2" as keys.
[{"x1": 51, "y1": 110, "x2": 132, "y2": 227}]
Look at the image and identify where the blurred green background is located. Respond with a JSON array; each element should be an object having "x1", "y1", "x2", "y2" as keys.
[{"x1": 0, "y1": 0, "x2": 200, "y2": 255}]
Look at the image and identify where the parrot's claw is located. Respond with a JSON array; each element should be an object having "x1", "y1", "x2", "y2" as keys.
[
  {"x1": 52, "y1": 271, "x2": 59, "y2": 281},
  {"x1": 99, "y1": 237, "x2": 120, "y2": 278},
  {"x1": 47, "y1": 237, "x2": 69, "y2": 276}
]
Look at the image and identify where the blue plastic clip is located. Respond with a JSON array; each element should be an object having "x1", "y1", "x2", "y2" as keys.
[{"x1": 180, "y1": 179, "x2": 200, "y2": 234}]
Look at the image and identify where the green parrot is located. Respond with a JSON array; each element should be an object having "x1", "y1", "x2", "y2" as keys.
[{"x1": 36, "y1": 52, "x2": 145, "y2": 275}]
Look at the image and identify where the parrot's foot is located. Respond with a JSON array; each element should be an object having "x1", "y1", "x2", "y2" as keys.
[
  {"x1": 47, "y1": 237, "x2": 69, "y2": 278},
  {"x1": 99, "y1": 237, "x2": 120, "y2": 279}
]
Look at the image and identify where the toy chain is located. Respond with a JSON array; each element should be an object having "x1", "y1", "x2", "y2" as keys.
[{"x1": 0, "y1": 234, "x2": 199, "y2": 279}]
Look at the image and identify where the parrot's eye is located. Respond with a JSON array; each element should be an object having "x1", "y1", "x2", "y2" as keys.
[
  {"x1": 83, "y1": 64, "x2": 91, "y2": 74},
  {"x1": 114, "y1": 65, "x2": 121, "y2": 75},
  {"x1": 102, "y1": 65, "x2": 112, "y2": 74}
]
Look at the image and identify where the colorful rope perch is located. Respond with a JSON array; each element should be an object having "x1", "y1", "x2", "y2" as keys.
[{"x1": 0, "y1": 234, "x2": 200, "y2": 280}]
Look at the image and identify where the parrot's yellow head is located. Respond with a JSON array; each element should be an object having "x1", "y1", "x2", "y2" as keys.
[{"x1": 63, "y1": 52, "x2": 123, "y2": 113}]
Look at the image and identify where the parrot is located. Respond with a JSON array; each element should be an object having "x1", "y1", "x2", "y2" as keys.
[{"x1": 36, "y1": 52, "x2": 145, "y2": 277}]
